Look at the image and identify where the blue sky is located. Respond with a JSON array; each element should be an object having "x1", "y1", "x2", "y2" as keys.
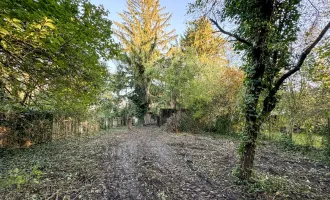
[{"x1": 90, "y1": 0, "x2": 195, "y2": 37}]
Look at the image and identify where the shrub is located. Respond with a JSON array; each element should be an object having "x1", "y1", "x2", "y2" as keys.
[{"x1": 214, "y1": 114, "x2": 232, "y2": 134}]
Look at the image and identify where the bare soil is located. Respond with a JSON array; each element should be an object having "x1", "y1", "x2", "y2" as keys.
[{"x1": 0, "y1": 126, "x2": 329, "y2": 199}]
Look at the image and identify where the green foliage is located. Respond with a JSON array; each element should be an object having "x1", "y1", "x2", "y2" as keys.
[
  {"x1": 2, "y1": 165, "x2": 43, "y2": 190},
  {"x1": 177, "y1": 111, "x2": 202, "y2": 133},
  {"x1": 237, "y1": 131, "x2": 249, "y2": 155},
  {"x1": 151, "y1": 44, "x2": 243, "y2": 132},
  {"x1": 0, "y1": 0, "x2": 119, "y2": 115},
  {"x1": 278, "y1": 134, "x2": 296, "y2": 150},
  {"x1": 214, "y1": 115, "x2": 232, "y2": 134},
  {"x1": 181, "y1": 16, "x2": 227, "y2": 62},
  {"x1": 247, "y1": 173, "x2": 289, "y2": 195},
  {"x1": 156, "y1": 48, "x2": 198, "y2": 109},
  {"x1": 260, "y1": 131, "x2": 324, "y2": 150},
  {"x1": 255, "y1": 131, "x2": 329, "y2": 163},
  {"x1": 308, "y1": 40, "x2": 330, "y2": 89}
]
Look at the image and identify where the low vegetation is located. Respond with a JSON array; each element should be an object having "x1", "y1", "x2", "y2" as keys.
[
  {"x1": 1, "y1": 0, "x2": 330, "y2": 199},
  {"x1": 1, "y1": 128, "x2": 329, "y2": 199}
]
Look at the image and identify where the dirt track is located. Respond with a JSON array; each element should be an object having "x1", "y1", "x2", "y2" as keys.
[
  {"x1": 102, "y1": 127, "x2": 238, "y2": 199},
  {"x1": 1, "y1": 126, "x2": 329, "y2": 199}
]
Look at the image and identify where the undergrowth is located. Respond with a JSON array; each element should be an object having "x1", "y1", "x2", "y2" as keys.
[
  {"x1": 231, "y1": 170, "x2": 320, "y2": 199},
  {"x1": 0, "y1": 165, "x2": 43, "y2": 190},
  {"x1": 0, "y1": 128, "x2": 124, "y2": 199},
  {"x1": 246, "y1": 172, "x2": 317, "y2": 199}
]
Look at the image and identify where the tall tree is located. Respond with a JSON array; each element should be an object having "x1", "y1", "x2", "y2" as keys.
[
  {"x1": 181, "y1": 16, "x2": 227, "y2": 64},
  {"x1": 114, "y1": 0, "x2": 176, "y2": 123},
  {"x1": 190, "y1": 0, "x2": 330, "y2": 180}
]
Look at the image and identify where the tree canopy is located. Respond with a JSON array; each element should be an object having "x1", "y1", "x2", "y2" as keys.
[{"x1": 0, "y1": 0, "x2": 118, "y2": 114}]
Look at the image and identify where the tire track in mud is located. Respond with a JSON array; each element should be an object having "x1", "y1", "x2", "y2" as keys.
[
  {"x1": 104, "y1": 133, "x2": 143, "y2": 199},
  {"x1": 103, "y1": 127, "x2": 231, "y2": 200},
  {"x1": 140, "y1": 131, "x2": 230, "y2": 200}
]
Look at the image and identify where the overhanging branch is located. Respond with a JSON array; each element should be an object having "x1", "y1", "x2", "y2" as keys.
[
  {"x1": 260, "y1": 21, "x2": 330, "y2": 121},
  {"x1": 274, "y1": 21, "x2": 330, "y2": 91},
  {"x1": 209, "y1": 18, "x2": 253, "y2": 47}
]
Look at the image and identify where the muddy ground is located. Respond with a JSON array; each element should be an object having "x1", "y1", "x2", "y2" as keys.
[{"x1": 0, "y1": 127, "x2": 329, "y2": 199}]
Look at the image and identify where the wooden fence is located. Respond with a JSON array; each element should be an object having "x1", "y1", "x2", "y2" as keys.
[{"x1": 0, "y1": 115, "x2": 127, "y2": 148}]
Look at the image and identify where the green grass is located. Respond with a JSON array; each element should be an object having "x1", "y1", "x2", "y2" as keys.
[
  {"x1": 260, "y1": 131, "x2": 325, "y2": 149},
  {"x1": 293, "y1": 133, "x2": 324, "y2": 148}
]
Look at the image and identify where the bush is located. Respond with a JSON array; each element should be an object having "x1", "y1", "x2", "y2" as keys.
[
  {"x1": 163, "y1": 112, "x2": 187, "y2": 132},
  {"x1": 214, "y1": 114, "x2": 232, "y2": 134},
  {"x1": 279, "y1": 134, "x2": 296, "y2": 150},
  {"x1": 1, "y1": 110, "x2": 53, "y2": 147},
  {"x1": 179, "y1": 114, "x2": 201, "y2": 133},
  {"x1": 161, "y1": 111, "x2": 202, "y2": 133}
]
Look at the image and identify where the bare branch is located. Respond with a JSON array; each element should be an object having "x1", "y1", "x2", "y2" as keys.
[
  {"x1": 209, "y1": 18, "x2": 253, "y2": 47},
  {"x1": 307, "y1": 0, "x2": 319, "y2": 15},
  {"x1": 274, "y1": 21, "x2": 330, "y2": 91}
]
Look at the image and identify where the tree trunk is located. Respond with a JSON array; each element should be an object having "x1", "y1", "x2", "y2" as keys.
[
  {"x1": 134, "y1": 77, "x2": 150, "y2": 126},
  {"x1": 328, "y1": 117, "x2": 330, "y2": 155},
  {"x1": 238, "y1": 32, "x2": 266, "y2": 180},
  {"x1": 128, "y1": 117, "x2": 132, "y2": 130},
  {"x1": 288, "y1": 117, "x2": 293, "y2": 140},
  {"x1": 238, "y1": 111, "x2": 261, "y2": 180}
]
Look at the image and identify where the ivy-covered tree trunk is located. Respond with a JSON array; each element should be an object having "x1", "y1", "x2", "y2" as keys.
[
  {"x1": 239, "y1": 120, "x2": 261, "y2": 179},
  {"x1": 238, "y1": 3, "x2": 270, "y2": 177},
  {"x1": 239, "y1": 69, "x2": 265, "y2": 179},
  {"x1": 239, "y1": 89, "x2": 262, "y2": 179},
  {"x1": 131, "y1": 68, "x2": 151, "y2": 125},
  {"x1": 137, "y1": 82, "x2": 150, "y2": 125},
  {"x1": 328, "y1": 117, "x2": 330, "y2": 155}
]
